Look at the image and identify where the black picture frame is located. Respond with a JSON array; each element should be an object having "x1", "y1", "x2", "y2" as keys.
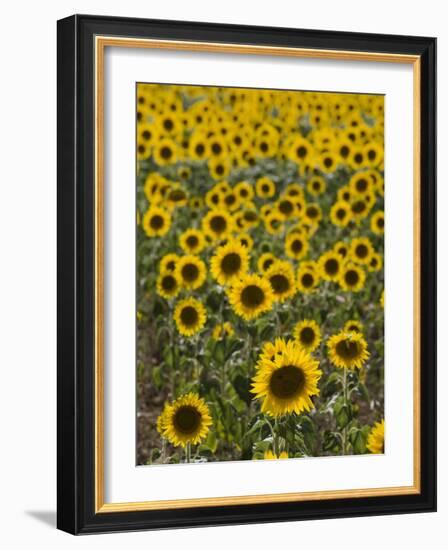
[{"x1": 57, "y1": 14, "x2": 436, "y2": 534}]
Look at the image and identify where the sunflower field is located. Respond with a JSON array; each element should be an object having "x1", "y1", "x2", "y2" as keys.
[{"x1": 136, "y1": 84, "x2": 385, "y2": 465}]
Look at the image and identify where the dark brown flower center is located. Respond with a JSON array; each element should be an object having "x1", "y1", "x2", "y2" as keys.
[
  {"x1": 279, "y1": 199, "x2": 294, "y2": 216},
  {"x1": 270, "y1": 365, "x2": 305, "y2": 399},
  {"x1": 352, "y1": 200, "x2": 366, "y2": 214},
  {"x1": 173, "y1": 406, "x2": 201, "y2": 434},
  {"x1": 160, "y1": 146, "x2": 172, "y2": 160},
  {"x1": 335, "y1": 339, "x2": 360, "y2": 360},
  {"x1": 270, "y1": 274, "x2": 290, "y2": 294},
  {"x1": 161, "y1": 275, "x2": 176, "y2": 291},
  {"x1": 336, "y1": 208, "x2": 346, "y2": 220},
  {"x1": 195, "y1": 143, "x2": 205, "y2": 156},
  {"x1": 355, "y1": 244, "x2": 369, "y2": 258},
  {"x1": 221, "y1": 253, "x2": 242, "y2": 275},
  {"x1": 150, "y1": 215, "x2": 164, "y2": 230},
  {"x1": 300, "y1": 327, "x2": 315, "y2": 345},
  {"x1": 345, "y1": 269, "x2": 360, "y2": 286},
  {"x1": 301, "y1": 273, "x2": 314, "y2": 288},
  {"x1": 181, "y1": 263, "x2": 199, "y2": 282},
  {"x1": 306, "y1": 206, "x2": 318, "y2": 219},
  {"x1": 186, "y1": 235, "x2": 199, "y2": 248},
  {"x1": 355, "y1": 178, "x2": 368, "y2": 192},
  {"x1": 168, "y1": 189, "x2": 186, "y2": 202},
  {"x1": 325, "y1": 258, "x2": 339, "y2": 275},
  {"x1": 180, "y1": 306, "x2": 199, "y2": 326},
  {"x1": 241, "y1": 285, "x2": 265, "y2": 309},
  {"x1": 291, "y1": 239, "x2": 303, "y2": 254},
  {"x1": 209, "y1": 215, "x2": 227, "y2": 234}
]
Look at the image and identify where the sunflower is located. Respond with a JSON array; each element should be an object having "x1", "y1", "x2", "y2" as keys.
[
  {"x1": 175, "y1": 255, "x2": 207, "y2": 290},
  {"x1": 236, "y1": 232, "x2": 254, "y2": 250},
  {"x1": 241, "y1": 208, "x2": 260, "y2": 229},
  {"x1": 350, "y1": 196, "x2": 371, "y2": 222},
  {"x1": 257, "y1": 338, "x2": 288, "y2": 366},
  {"x1": 178, "y1": 165, "x2": 192, "y2": 181},
  {"x1": 263, "y1": 450, "x2": 289, "y2": 460},
  {"x1": 317, "y1": 151, "x2": 338, "y2": 174},
  {"x1": 205, "y1": 188, "x2": 223, "y2": 209},
  {"x1": 293, "y1": 320, "x2": 321, "y2": 353},
  {"x1": 251, "y1": 338, "x2": 322, "y2": 416},
  {"x1": 330, "y1": 200, "x2": 352, "y2": 227},
  {"x1": 350, "y1": 237, "x2": 374, "y2": 265},
  {"x1": 265, "y1": 261, "x2": 297, "y2": 303},
  {"x1": 165, "y1": 185, "x2": 188, "y2": 209},
  {"x1": 202, "y1": 209, "x2": 234, "y2": 241},
  {"x1": 255, "y1": 176, "x2": 276, "y2": 198},
  {"x1": 285, "y1": 233, "x2": 309, "y2": 260},
  {"x1": 173, "y1": 297, "x2": 207, "y2": 336},
  {"x1": 189, "y1": 132, "x2": 209, "y2": 160},
  {"x1": 210, "y1": 240, "x2": 249, "y2": 285},
  {"x1": 265, "y1": 210, "x2": 285, "y2": 235},
  {"x1": 179, "y1": 228, "x2": 206, "y2": 254},
  {"x1": 366, "y1": 419, "x2": 385, "y2": 454},
  {"x1": 307, "y1": 176, "x2": 326, "y2": 197},
  {"x1": 297, "y1": 265, "x2": 319, "y2": 293},
  {"x1": 156, "y1": 271, "x2": 180, "y2": 299},
  {"x1": 157, "y1": 393, "x2": 212, "y2": 448},
  {"x1": 343, "y1": 319, "x2": 363, "y2": 333},
  {"x1": 318, "y1": 250, "x2": 343, "y2": 282},
  {"x1": 209, "y1": 156, "x2": 230, "y2": 180},
  {"x1": 363, "y1": 142, "x2": 384, "y2": 168},
  {"x1": 288, "y1": 136, "x2": 314, "y2": 165},
  {"x1": 208, "y1": 134, "x2": 228, "y2": 158},
  {"x1": 327, "y1": 331, "x2": 369, "y2": 369},
  {"x1": 234, "y1": 180, "x2": 254, "y2": 202},
  {"x1": 303, "y1": 203, "x2": 322, "y2": 225},
  {"x1": 212, "y1": 322, "x2": 234, "y2": 340},
  {"x1": 227, "y1": 273, "x2": 274, "y2": 321},
  {"x1": 371, "y1": 210, "x2": 385, "y2": 235},
  {"x1": 348, "y1": 146, "x2": 366, "y2": 170},
  {"x1": 142, "y1": 205, "x2": 171, "y2": 237},
  {"x1": 368, "y1": 252, "x2": 383, "y2": 272},
  {"x1": 284, "y1": 183, "x2": 305, "y2": 201},
  {"x1": 153, "y1": 138, "x2": 178, "y2": 166},
  {"x1": 277, "y1": 196, "x2": 297, "y2": 219},
  {"x1": 222, "y1": 189, "x2": 241, "y2": 212},
  {"x1": 339, "y1": 263, "x2": 366, "y2": 292},
  {"x1": 189, "y1": 196, "x2": 204, "y2": 210},
  {"x1": 333, "y1": 241, "x2": 349, "y2": 259},
  {"x1": 159, "y1": 253, "x2": 179, "y2": 273},
  {"x1": 257, "y1": 252, "x2": 276, "y2": 273},
  {"x1": 334, "y1": 138, "x2": 353, "y2": 163},
  {"x1": 349, "y1": 172, "x2": 373, "y2": 196}
]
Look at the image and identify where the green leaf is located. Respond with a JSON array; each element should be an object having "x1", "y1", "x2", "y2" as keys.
[
  {"x1": 350, "y1": 427, "x2": 368, "y2": 454},
  {"x1": 323, "y1": 431, "x2": 340, "y2": 453},
  {"x1": 232, "y1": 374, "x2": 252, "y2": 405},
  {"x1": 225, "y1": 338, "x2": 245, "y2": 359},
  {"x1": 334, "y1": 398, "x2": 352, "y2": 429},
  {"x1": 151, "y1": 365, "x2": 163, "y2": 389}
]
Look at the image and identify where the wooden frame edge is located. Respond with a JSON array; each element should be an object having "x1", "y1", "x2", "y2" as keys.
[{"x1": 94, "y1": 36, "x2": 422, "y2": 514}]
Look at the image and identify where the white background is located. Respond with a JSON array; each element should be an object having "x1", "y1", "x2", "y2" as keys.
[
  {"x1": 105, "y1": 48, "x2": 413, "y2": 502},
  {"x1": 0, "y1": 1, "x2": 444, "y2": 548}
]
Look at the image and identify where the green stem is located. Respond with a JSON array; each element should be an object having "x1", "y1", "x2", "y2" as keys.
[
  {"x1": 274, "y1": 418, "x2": 280, "y2": 456},
  {"x1": 185, "y1": 442, "x2": 191, "y2": 464}
]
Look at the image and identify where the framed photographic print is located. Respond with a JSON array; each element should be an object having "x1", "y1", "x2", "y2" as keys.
[{"x1": 57, "y1": 15, "x2": 436, "y2": 534}]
